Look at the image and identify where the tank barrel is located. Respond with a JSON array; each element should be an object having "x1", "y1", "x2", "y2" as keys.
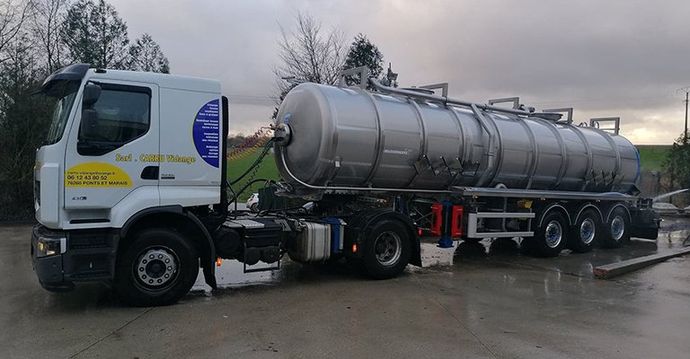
[{"x1": 274, "y1": 80, "x2": 640, "y2": 195}]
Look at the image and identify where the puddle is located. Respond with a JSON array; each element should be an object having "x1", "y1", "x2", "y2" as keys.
[
  {"x1": 657, "y1": 217, "x2": 690, "y2": 247},
  {"x1": 189, "y1": 217, "x2": 690, "y2": 293},
  {"x1": 450, "y1": 216, "x2": 690, "y2": 279}
]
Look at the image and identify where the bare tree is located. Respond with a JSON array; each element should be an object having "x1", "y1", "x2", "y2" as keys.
[
  {"x1": 273, "y1": 13, "x2": 345, "y2": 117},
  {"x1": 28, "y1": 0, "x2": 68, "y2": 72},
  {"x1": 0, "y1": 0, "x2": 30, "y2": 62}
]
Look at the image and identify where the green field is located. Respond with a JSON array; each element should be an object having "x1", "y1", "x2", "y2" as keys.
[
  {"x1": 636, "y1": 145, "x2": 671, "y2": 172},
  {"x1": 227, "y1": 150, "x2": 279, "y2": 202}
]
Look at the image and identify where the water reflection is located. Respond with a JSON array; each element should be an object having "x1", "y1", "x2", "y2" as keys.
[
  {"x1": 451, "y1": 216, "x2": 690, "y2": 280},
  {"x1": 191, "y1": 217, "x2": 690, "y2": 295}
]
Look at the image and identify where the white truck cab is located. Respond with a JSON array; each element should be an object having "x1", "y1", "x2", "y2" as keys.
[
  {"x1": 32, "y1": 64, "x2": 231, "y2": 304},
  {"x1": 35, "y1": 64, "x2": 223, "y2": 229}
]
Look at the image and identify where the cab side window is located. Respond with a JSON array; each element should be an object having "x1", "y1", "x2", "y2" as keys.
[{"x1": 78, "y1": 84, "x2": 151, "y2": 156}]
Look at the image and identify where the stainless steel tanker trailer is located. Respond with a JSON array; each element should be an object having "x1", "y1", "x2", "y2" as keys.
[
  {"x1": 31, "y1": 64, "x2": 659, "y2": 306},
  {"x1": 270, "y1": 68, "x2": 657, "y2": 255}
]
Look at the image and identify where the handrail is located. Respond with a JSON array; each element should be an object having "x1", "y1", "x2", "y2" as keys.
[
  {"x1": 369, "y1": 78, "x2": 563, "y2": 121},
  {"x1": 543, "y1": 107, "x2": 574, "y2": 124}
]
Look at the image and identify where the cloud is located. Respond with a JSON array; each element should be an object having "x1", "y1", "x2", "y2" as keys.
[{"x1": 111, "y1": 0, "x2": 690, "y2": 143}]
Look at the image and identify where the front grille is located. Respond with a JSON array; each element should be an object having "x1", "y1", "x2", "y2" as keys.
[{"x1": 68, "y1": 230, "x2": 114, "y2": 250}]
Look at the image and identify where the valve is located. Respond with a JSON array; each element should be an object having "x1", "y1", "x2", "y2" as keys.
[{"x1": 272, "y1": 123, "x2": 291, "y2": 146}]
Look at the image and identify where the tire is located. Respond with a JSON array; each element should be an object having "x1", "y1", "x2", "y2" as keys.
[
  {"x1": 600, "y1": 207, "x2": 630, "y2": 248},
  {"x1": 250, "y1": 203, "x2": 258, "y2": 212},
  {"x1": 568, "y1": 209, "x2": 600, "y2": 253},
  {"x1": 523, "y1": 211, "x2": 568, "y2": 257},
  {"x1": 361, "y1": 220, "x2": 412, "y2": 279},
  {"x1": 115, "y1": 228, "x2": 199, "y2": 307}
]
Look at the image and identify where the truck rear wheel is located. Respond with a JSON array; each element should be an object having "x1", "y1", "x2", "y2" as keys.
[
  {"x1": 568, "y1": 209, "x2": 600, "y2": 253},
  {"x1": 600, "y1": 207, "x2": 630, "y2": 248},
  {"x1": 523, "y1": 211, "x2": 568, "y2": 257},
  {"x1": 361, "y1": 220, "x2": 411, "y2": 279},
  {"x1": 115, "y1": 229, "x2": 198, "y2": 307}
]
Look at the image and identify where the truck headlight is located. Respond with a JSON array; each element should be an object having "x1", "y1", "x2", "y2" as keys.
[{"x1": 35, "y1": 236, "x2": 66, "y2": 257}]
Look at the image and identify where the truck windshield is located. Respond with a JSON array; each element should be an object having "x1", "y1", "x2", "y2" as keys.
[{"x1": 44, "y1": 81, "x2": 79, "y2": 145}]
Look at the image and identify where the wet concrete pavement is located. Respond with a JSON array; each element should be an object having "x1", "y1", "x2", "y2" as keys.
[{"x1": 1, "y1": 219, "x2": 689, "y2": 358}]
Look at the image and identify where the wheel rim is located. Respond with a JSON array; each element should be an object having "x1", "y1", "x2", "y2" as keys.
[
  {"x1": 544, "y1": 220, "x2": 563, "y2": 248},
  {"x1": 374, "y1": 231, "x2": 402, "y2": 266},
  {"x1": 611, "y1": 216, "x2": 625, "y2": 241},
  {"x1": 134, "y1": 246, "x2": 179, "y2": 290},
  {"x1": 579, "y1": 218, "x2": 596, "y2": 244}
]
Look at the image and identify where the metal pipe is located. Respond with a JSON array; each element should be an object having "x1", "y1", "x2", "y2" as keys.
[
  {"x1": 278, "y1": 148, "x2": 452, "y2": 194},
  {"x1": 369, "y1": 79, "x2": 562, "y2": 120}
]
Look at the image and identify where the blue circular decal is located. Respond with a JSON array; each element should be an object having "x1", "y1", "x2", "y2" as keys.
[{"x1": 192, "y1": 99, "x2": 220, "y2": 168}]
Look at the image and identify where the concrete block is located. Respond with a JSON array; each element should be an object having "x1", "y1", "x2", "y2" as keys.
[
  {"x1": 594, "y1": 246, "x2": 690, "y2": 279},
  {"x1": 420, "y1": 241, "x2": 459, "y2": 268}
]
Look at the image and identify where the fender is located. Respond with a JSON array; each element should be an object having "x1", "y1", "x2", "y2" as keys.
[
  {"x1": 573, "y1": 203, "x2": 604, "y2": 224},
  {"x1": 537, "y1": 203, "x2": 572, "y2": 227},
  {"x1": 119, "y1": 205, "x2": 217, "y2": 289},
  {"x1": 604, "y1": 203, "x2": 632, "y2": 223}
]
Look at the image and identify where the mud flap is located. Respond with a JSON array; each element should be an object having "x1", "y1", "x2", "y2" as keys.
[
  {"x1": 630, "y1": 208, "x2": 661, "y2": 240},
  {"x1": 631, "y1": 225, "x2": 659, "y2": 240},
  {"x1": 202, "y1": 259, "x2": 217, "y2": 290}
]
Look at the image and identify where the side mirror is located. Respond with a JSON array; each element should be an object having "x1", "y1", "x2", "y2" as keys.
[
  {"x1": 80, "y1": 108, "x2": 99, "y2": 140},
  {"x1": 82, "y1": 83, "x2": 101, "y2": 107}
]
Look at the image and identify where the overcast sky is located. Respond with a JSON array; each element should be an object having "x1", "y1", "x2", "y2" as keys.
[{"x1": 111, "y1": 0, "x2": 690, "y2": 144}]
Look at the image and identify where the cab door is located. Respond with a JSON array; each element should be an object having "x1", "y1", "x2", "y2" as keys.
[{"x1": 63, "y1": 81, "x2": 159, "y2": 221}]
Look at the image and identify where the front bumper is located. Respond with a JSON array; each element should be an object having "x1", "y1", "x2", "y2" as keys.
[
  {"x1": 31, "y1": 224, "x2": 117, "y2": 291},
  {"x1": 31, "y1": 225, "x2": 70, "y2": 289}
]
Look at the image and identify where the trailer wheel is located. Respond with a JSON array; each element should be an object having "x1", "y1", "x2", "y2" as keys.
[
  {"x1": 361, "y1": 220, "x2": 411, "y2": 279},
  {"x1": 524, "y1": 211, "x2": 568, "y2": 257},
  {"x1": 568, "y1": 209, "x2": 600, "y2": 253},
  {"x1": 115, "y1": 228, "x2": 198, "y2": 307},
  {"x1": 600, "y1": 207, "x2": 630, "y2": 248}
]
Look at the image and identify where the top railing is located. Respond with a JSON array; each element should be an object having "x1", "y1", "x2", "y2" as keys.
[
  {"x1": 338, "y1": 66, "x2": 562, "y2": 121},
  {"x1": 337, "y1": 66, "x2": 628, "y2": 132},
  {"x1": 590, "y1": 117, "x2": 621, "y2": 135}
]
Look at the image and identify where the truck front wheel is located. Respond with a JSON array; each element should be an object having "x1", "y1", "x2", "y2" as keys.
[
  {"x1": 115, "y1": 229, "x2": 199, "y2": 307},
  {"x1": 361, "y1": 220, "x2": 411, "y2": 279}
]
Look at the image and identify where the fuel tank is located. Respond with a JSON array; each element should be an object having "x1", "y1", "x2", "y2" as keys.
[{"x1": 274, "y1": 83, "x2": 640, "y2": 194}]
